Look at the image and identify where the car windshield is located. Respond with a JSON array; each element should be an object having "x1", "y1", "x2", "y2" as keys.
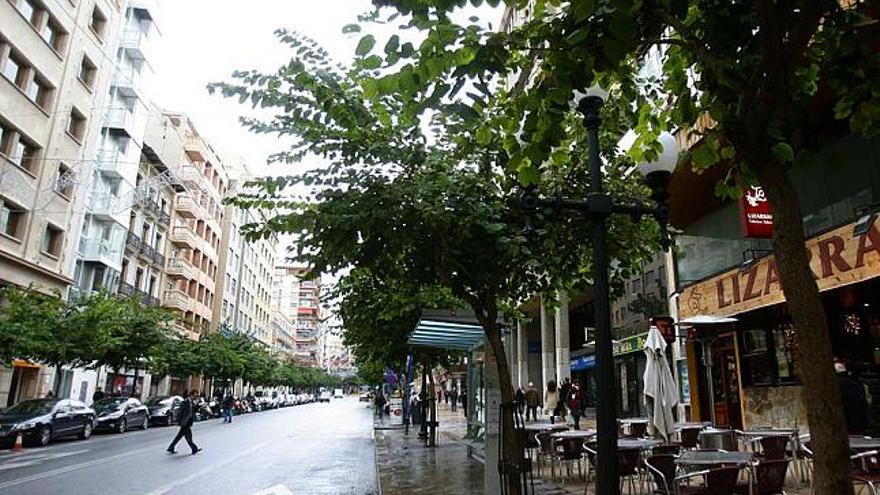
[
  {"x1": 93, "y1": 398, "x2": 127, "y2": 413},
  {"x1": 3, "y1": 400, "x2": 58, "y2": 415},
  {"x1": 146, "y1": 397, "x2": 171, "y2": 406}
]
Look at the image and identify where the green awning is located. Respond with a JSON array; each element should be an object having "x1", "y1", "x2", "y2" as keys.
[{"x1": 408, "y1": 319, "x2": 485, "y2": 351}]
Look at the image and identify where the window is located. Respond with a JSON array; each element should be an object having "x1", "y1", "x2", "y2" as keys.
[
  {"x1": 9, "y1": 134, "x2": 40, "y2": 172},
  {"x1": 26, "y1": 74, "x2": 53, "y2": 109},
  {"x1": 78, "y1": 55, "x2": 97, "y2": 89},
  {"x1": 90, "y1": 6, "x2": 107, "y2": 40},
  {"x1": 55, "y1": 162, "x2": 74, "y2": 197},
  {"x1": 0, "y1": 198, "x2": 26, "y2": 240},
  {"x1": 67, "y1": 108, "x2": 86, "y2": 142},
  {"x1": 41, "y1": 223, "x2": 63, "y2": 256},
  {"x1": 40, "y1": 17, "x2": 67, "y2": 53},
  {"x1": 16, "y1": 0, "x2": 38, "y2": 23},
  {"x1": 1, "y1": 51, "x2": 24, "y2": 86}
]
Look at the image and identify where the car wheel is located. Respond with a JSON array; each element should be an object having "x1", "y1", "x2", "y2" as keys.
[
  {"x1": 167, "y1": 412, "x2": 174, "y2": 426},
  {"x1": 79, "y1": 421, "x2": 92, "y2": 440},
  {"x1": 38, "y1": 425, "x2": 52, "y2": 446},
  {"x1": 141, "y1": 417, "x2": 149, "y2": 430},
  {"x1": 117, "y1": 418, "x2": 127, "y2": 434}
]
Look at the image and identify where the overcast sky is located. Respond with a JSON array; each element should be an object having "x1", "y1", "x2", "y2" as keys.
[{"x1": 150, "y1": 0, "x2": 501, "y2": 180}]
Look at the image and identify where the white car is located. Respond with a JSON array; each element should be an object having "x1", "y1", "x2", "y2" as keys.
[
  {"x1": 318, "y1": 391, "x2": 331, "y2": 403},
  {"x1": 333, "y1": 389, "x2": 344, "y2": 399}
]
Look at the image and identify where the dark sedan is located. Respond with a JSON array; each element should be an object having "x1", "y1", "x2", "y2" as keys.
[
  {"x1": 94, "y1": 397, "x2": 150, "y2": 433},
  {"x1": 0, "y1": 399, "x2": 95, "y2": 447},
  {"x1": 145, "y1": 395, "x2": 182, "y2": 426}
]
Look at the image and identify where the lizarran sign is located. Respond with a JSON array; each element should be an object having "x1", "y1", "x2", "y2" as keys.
[{"x1": 681, "y1": 217, "x2": 880, "y2": 319}]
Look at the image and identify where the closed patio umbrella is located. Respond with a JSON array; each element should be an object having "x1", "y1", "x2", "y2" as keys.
[{"x1": 643, "y1": 326, "x2": 679, "y2": 441}]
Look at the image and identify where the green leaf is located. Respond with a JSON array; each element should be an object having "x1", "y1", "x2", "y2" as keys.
[
  {"x1": 384, "y1": 35, "x2": 400, "y2": 55},
  {"x1": 356, "y1": 35, "x2": 376, "y2": 56},
  {"x1": 476, "y1": 126, "x2": 492, "y2": 145},
  {"x1": 771, "y1": 142, "x2": 794, "y2": 163},
  {"x1": 362, "y1": 55, "x2": 383, "y2": 70}
]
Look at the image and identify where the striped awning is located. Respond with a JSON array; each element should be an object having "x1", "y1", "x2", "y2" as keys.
[{"x1": 408, "y1": 319, "x2": 485, "y2": 351}]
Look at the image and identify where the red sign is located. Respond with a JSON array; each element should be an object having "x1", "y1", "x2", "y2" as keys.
[
  {"x1": 651, "y1": 316, "x2": 676, "y2": 344},
  {"x1": 739, "y1": 185, "x2": 774, "y2": 238}
]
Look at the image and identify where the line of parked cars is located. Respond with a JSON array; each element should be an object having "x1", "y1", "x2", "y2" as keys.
[{"x1": 0, "y1": 391, "x2": 321, "y2": 448}]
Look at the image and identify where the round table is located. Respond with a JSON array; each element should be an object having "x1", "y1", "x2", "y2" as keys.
[
  {"x1": 675, "y1": 422, "x2": 710, "y2": 430},
  {"x1": 850, "y1": 436, "x2": 880, "y2": 450},
  {"x1": 619, "y1": 418, "x2": 650, "y2": 424},
  {"x1": 520, "y1": 423, "x2": 569, "y2": 432},
  {"x1": 551, "y1": 429, "x2": 596, "y2": 439},
  {"x1": 676, "y1": 450, "x2": 754, "y2": 466},
  {"x1": 739, "y1": 429, "x2": 798, "y2": 437},
  {"x1": 617, "y1": 438, "x2": 663, "y2": 450}
]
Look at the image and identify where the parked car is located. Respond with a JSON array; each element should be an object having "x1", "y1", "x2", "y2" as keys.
[
  {"x1": 333, "y1": 389, "x2": 344, "y2": 399},
  {"x1": 359, "y1": 393, "x2": 371, "y2": 403},
  {"x1": 0, "y1": 399, "x2": 96, "y2": 447},
  {"x1": 318, "y1": 391, "x2": 331, "y2": 403},
  {"x1": 94, "y1": 397, "x2": 150, "y2": 433},
  {"x1": 145, "y1": 396, "x2": 183, "y2": 425}
]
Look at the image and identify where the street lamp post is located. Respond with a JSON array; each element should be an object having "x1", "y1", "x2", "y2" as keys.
[{"x1": 523, "y1": 91, "x2": 675, "y2": 495}]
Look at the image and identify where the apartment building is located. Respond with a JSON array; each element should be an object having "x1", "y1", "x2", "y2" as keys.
[
  {"x1": 318, "y1": 326, "x2": 352, "y2": 373},
  {"x1": 270, "y1": 310, "x2": 295, "y2": 360},
  {"x1": 213, "y1": 162, "x2": 277, "y2": 347},
  {"x1": 273, "y1": 265, "x2": 321, "y2": 366},
  {"x1": 0, "y1": 0, "x2": 132, "y2": 406}
]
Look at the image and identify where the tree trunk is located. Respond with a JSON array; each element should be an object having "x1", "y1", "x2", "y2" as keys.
[
  {"x1": 481, "y1": 317, "x2": 523, "y2": 494},
  {"x1": 756, "y1": 160, "x2": 853, "y2": 495},
  {"x1": 130, "y1": 367, "x2": 139, "y2": 398}
]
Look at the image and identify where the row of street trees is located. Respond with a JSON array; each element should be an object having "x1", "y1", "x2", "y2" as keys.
[
  {"x1": 0, "y1": 287, "x2": 339, "y2": 396},
  {"x1": 211, "y1": 1, "x2": 879, "y2": 493}
]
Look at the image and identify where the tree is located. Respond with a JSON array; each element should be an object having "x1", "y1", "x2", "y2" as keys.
[
  {"x1": 198, "y1": 332, "x2": 247, "y2": 386},
  {"x1": 296, "y1": 2, "x2": 878, "y2": 491},
  {"x1": 152, "y1": 337, "x2": 203, "y2": 382},
  {"x1": 210, "y1": 26, "x2": 658, "y2": 489},
  {"x1": 92, "y1": 296, "x2": 174, "y2": 397}
]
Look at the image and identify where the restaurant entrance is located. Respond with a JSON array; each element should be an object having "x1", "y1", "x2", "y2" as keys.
[{"x1": 710, "y1": 334, "x2": 743, "y2": 429}]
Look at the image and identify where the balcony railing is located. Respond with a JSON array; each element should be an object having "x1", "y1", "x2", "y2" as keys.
[
  {"x1": 163, "y1": 289, "x2": 189, "y2": 311},
  {"x1": 125, "y1": 232, "x2": 142, "y2": 251},
  {"x1": 118, "y1": 282, "x2": 135, "y2": 297},
  {"x1": 80, "y1": 237, "x2": 121, "y2": 265},
  {"x1": 166, "y1": 257, "x2": 194, "y2": 279},
  {"x1": 95, "y1": 149, "x2": 125, "y2": 178},
  {"x1": 104, "y1": 107, "x2": 135, "y2": 132},
  {"x1": 170, "y1": 225, "x2": 198, "y2": 249},
  {"x1": 174, "y1": 195, "x2": 198, "y2": 218},
  {"x1": 158, "y1": 211, "x2": 171, "y2": 227}
]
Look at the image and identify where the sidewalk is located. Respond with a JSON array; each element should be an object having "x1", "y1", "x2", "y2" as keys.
[{"x1": 374, "y1": 403, "x2": 572, "y2": 495}]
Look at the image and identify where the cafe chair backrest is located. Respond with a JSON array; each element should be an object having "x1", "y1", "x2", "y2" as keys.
[
  {"x1": 644, "y1": 454, "x2": 676, "y2": 494},
  {"x1": 705, "y1": 466, "x2": 741, "y2": 494},
  {"x1": 680, "y1": 427, "x2": 701, "y2": 449},
  {"x1": 753, "y1": 459, "x2": 790, "y2": 494},
  {"x1": 758, "y1": 436, "x2": 789, "y2": 460}
]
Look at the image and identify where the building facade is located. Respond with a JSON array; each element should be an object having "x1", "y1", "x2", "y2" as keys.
[{"x1": 273, "y1": 265, "x2": 321, "y2": 366}]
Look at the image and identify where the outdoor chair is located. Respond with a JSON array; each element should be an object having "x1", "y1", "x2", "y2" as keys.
[
  {"x1": 523, "y1": 429, "x2": 540, "y2": 461},
  {"x1": 652, "y1": 443, "x2": 682, "y2": 456},
  {"x1": 758, "y1": 436, "x2": 790, "y2": 461},
  {"x1": 679, "y1": 427, "x2": 702, "y2": 450},
  {"x1": 535, "y1": 431, "x2": 560, "y2": 479},
  {"x1": 733, "y1": 459, "x2": 789, "y2": 495},
  {"x1": 852, "y1": 449, "x2": 880, "y2": 495},
  {"x1": 554, "y1": 436, "x2": 586, "y2": 482},
  {"x1": 794, "y1": 436, "x2": 814, "y2": 488},
  {"x1": 617, "y1": 448, "x2": 643, "y2": 494},
  {"x1": 674, "y1": 466, "x2": 741, "y2": 495},
  {"x1": 644, "y1": 454, "x2": 677, "y2": 495},
  {"x1": 626, "y1": 422, "x2": 648, "y2": 438},
  {"x1": 583, "y1": 442, "x2": 598, "y2": 485}
]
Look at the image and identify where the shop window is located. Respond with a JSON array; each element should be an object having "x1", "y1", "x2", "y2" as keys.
[{"x1": 739, "y1": 323, "x2": 801, "y2": 387}]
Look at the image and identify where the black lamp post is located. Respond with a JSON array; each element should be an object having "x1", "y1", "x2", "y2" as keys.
[{"x1": 522, "y1": 89, "x2": 676, "y2": 495}]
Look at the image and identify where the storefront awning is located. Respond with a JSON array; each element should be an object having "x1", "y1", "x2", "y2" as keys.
[{"x1": 408, "y1": 319, "x2": 485, "y2": 351}]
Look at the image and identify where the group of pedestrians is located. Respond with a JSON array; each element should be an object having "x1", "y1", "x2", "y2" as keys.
[
  {"x1": 438, "y1": 387, "x2": 461, "y2": 412},
  {"x1": 515, "y1": 377, "x2": 589, "y2": 429}
]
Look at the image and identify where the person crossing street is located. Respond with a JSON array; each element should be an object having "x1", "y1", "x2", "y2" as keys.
[
  {"x1": 222, "y1": 393, "x2": 235, "y2": 423},
  {"x1": 166, "y1": 390, "x2": 202, "y2": 455}
]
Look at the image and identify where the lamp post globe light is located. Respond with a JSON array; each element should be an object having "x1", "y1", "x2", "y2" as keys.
[{"x1": 522, "y1": 90, "x2": 676, "y2": 495}]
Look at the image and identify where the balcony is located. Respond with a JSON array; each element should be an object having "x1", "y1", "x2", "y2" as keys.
[
  {"x1": 118, "y1": 282, "x2": 136, "y2": 297},
  {"x1": 125, "y1": 232, "x2": 142, "y2": 251},
  {"x1": 174, "y1": 195, "x2": 198, "y2": 219},
  {"x1": 184, "y1": 136, "x2": 206, "y2": 162},
  {"x1": 79, "y1": 237, "x2": 122, "y2": 268},
  {"x1": 166, "y1": 257, "x2": 194, "y2": 279},
  {"x1": 104, "y1": 107, "x2": 136, "y2": 138},
  {"x1": 158, "y1": 211, "x2": 171, "y2": 227},
  {"x1": 163, "y1": 289, "x2": 189, "y2": 312},
  {"x1": 95, "y1": 149, "x2": 125, "y2": 178},
  {"x1": 179, "y1": 165, "x2": 202, "y2": 188},
  {"x1": 112, "y1": 67, "x2": 142, "y2": 97},
  {"x1": 120, "y1": 27, "x2": 153, "y2": 62},
  {"x1": 169, "y1": 225, "x2": 198, "y2": 250}
]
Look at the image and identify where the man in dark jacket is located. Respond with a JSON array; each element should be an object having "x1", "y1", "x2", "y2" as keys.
[
  {"x1": 222, "y1": 393, "x2": 235, "y2": 423},
  {"x1": 837, "y1": 360, "x2": 870, "y2": 434},
  {"x1": 524, "y1": 382, "x2": 540, "y2": 421},
  {"x1": 92, "y1": 387, "x2": 105, "y2": 403},
  {"x1": 167, "y1": 390, "x2": 202, "y2": 455}
]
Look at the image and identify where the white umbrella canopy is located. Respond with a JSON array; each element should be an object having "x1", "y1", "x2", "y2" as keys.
[{"x1": 643, "y1": 326, "x2": 679, "y2": 441}]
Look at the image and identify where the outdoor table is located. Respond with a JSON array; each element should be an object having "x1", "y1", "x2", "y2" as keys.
[
  {"x1": 551, "y1": 429, "x2": 596, "y2": 440},
  {"x1": 675, "y1": 421, "x2": 710, "y2": 430},
  {"x1": 850, "y1": 436, "x2": 880, "y2": 451},
  {"x1": 521, "y1": 423, "x2": 569, "y2": 432},
  {"x1": 699, "y1": 428, "x2": 738, "y2": 451},
  {"x1": 676, "y1": 450, "x2": 754, "y2": 495},
  {"x1": 617, "y1": 438, "x2": 663, "y2": 450}
]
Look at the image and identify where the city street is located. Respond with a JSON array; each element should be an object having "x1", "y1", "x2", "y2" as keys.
[{"x1": 0, "y1": 398, "x2": 377, "y2": 495}]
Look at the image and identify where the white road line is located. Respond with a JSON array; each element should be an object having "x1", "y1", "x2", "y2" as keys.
[
  {"x1": 248, "y1": 484, "x2": 293, "y2": 495},
  {"x1": 142, "y1": 439, "x2": 274, "y2": 495},
  {"x1": 0, "y1": 449, "x2": 89, "y2": 470},
  {"x1": 0, "y1": 448, "x2": 145, "y2": 491}
]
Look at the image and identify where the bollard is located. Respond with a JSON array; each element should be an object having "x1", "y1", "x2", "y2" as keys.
[{"x1": 12, "y1": 431, "x2": 23, "y2": 451}]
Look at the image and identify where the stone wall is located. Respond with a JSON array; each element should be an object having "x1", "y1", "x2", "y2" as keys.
[{"x1": 742, "y1": 385, "x2": 808, "y2": 432}]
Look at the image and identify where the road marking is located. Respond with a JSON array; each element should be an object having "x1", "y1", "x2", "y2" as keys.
[
  {"x1": 0, "y1": 448, "x2": 145, "y2": 491},
  {"x1": 0, "y1": 449, "x2": 89, "y2": 471},
  {"x1": 142, "y1": 439, "x2": 274, "y2": 495},
  {"x1": 248, "y1": 484, "x2": 293, "y2": 495}
]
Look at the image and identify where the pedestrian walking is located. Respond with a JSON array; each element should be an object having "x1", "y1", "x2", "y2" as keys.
[
  {"x1": 567, "y1": 380, "x2": 586, "y2": 430},
  {"x1": 166, "y1": 390, "x2": 202, "y2": 455},
  {"x1": 449, "y1": 388, "x2": 458, "y2": 412},
  {"x1": 524, "y1": 382, "x2": 540, "y2": 421},
  {"x1": 437, "y1": 388, "x2": 443, "y2": 404},
  {"x1": 544, "y1": 381, "x2": 559, "y2": 424},
  {"x1": 557, "y1": 378, "x2": 571, "y2": 422},
  {"x1": 92, "y1": 387, "x2": 105, "y2": 403},
  {"x1": 514, "y1": 386, "x2": 525, "y2": 416},
  {"x1": 222, "y1": 393, "x2": 235, "y2": 423}
]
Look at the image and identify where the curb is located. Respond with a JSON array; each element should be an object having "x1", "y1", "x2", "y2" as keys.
[{"x1": 372, "y1": 428, "x2": 383, "y2": 495}]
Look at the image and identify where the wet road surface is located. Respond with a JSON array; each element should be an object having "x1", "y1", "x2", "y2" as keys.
[{"x1": 0, "y1": 397, "x2": 377, "y2": 495}]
